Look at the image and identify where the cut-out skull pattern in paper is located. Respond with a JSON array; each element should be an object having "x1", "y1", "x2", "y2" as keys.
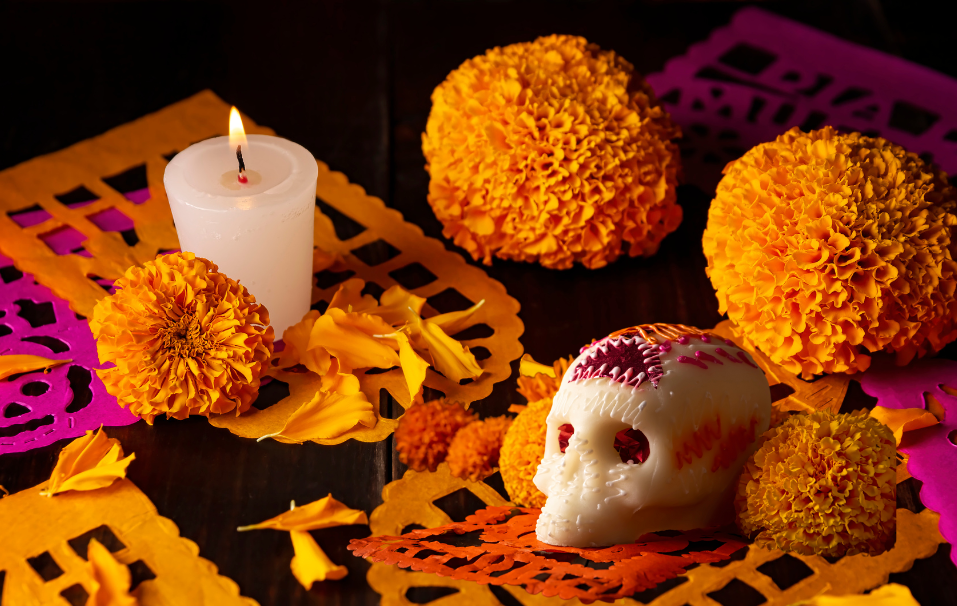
[{"x1": 0, "y1": 253, "x2": 137, "y2": 456}]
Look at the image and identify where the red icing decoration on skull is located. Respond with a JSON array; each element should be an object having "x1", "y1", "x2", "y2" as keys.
[{"x1": 571, "y1": 334, "x2": 663, "y2": 388}]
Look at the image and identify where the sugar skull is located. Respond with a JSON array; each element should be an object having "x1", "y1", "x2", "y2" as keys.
[{"x1": 534, "y1": 324, "x2": 771, "y2": 547}]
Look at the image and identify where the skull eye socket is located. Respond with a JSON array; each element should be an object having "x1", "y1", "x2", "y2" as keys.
[
  {"x1": 615, "y1": 427, "x2": 650, "y2": 464},
  {"x1": 558, "y1": 423, "x2": 574, "y2": 453}
]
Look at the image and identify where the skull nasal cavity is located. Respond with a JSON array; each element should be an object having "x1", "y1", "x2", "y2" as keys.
[
  {"x1": 615, "y1": 428, "x2": 650, "y2": 464},
  {"x1": 558, "y1": 423, "x2": 574, "y2": 453}
]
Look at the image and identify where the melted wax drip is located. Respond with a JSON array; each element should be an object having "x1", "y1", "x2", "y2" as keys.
[{"x1": 571, "y1": 335, "x2": 663, "y2": 388}]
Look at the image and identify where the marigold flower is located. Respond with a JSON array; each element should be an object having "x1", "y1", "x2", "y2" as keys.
[
  {"x1": 395, "y1": 399, "x2": 476, "y2": 472},
  {"x1": 704, "y1": 126, "x2": 957, "y2": 378},
  {"x1": 423, "y1": 34, "x2": 682, "y2": 270},
  {"x1": 735, "y1": 410, "x2": 897, "y2": 557},
  {"x1": 447, "y1": 416, "x2": 512, "y2": 481},
  {"x1": 499, "y1": 397, "x2": 551, "y2": 507},
  {"x1": 516, "y1": 354, "x2": 574, "y2": 403},
  {"x1": 90, "y1": 252, "x2": 273, "y2": 423}
]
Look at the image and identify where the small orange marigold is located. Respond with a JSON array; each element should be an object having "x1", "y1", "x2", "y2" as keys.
[
  {"x1": 423, "y1": 34, "x2": 682, "y2": 270},
  {"x1": 704, "y1": 126, "x2": 957, "y2": 378},
  {"x1": 447, "y1": 416, "x2": 513, "y2": 481},
  {"x1": 735, "y1": 410, "x2": 897, "y2": 557},
  {"x1": 395, "y1": 399, "x2": 476, "y2": 472},
  {"x1": 90, "y1": 252, "x2": 273, "y2": 423}
]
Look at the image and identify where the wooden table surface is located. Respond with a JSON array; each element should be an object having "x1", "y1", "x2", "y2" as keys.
[{"x1": 2, "y1": 1, "x2": 956, "y2": 605}]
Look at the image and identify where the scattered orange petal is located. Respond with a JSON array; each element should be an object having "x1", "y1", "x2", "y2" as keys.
[
  {"x1": 238, "y1": 494, "x2": 368, "y2": 532},
  {"x1": 870, "y1": 406, "x2": 939, "y2": 445},
  {"x1": 257, "y1": 375, "x2": 376, "y2": 443},
  {"x1": 43, "y1": 427, "x2": 134, "y2": 497},
  {"x1": 412, "y1": 317, "x2": 482, "y2": 382},
  {"x1": 237, "y1": 494, "x2": 367, "y2": 589},
  {"x1": 0, "y1": 354, "x2": 71, "y2": 380},
  {"x1": 290, "y1": 529, "x2": 348, "y2": 587}
]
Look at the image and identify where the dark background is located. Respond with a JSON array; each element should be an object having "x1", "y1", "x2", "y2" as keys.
[{"x1": 2, "y1": 1, "x2": 956, "y2": 605}]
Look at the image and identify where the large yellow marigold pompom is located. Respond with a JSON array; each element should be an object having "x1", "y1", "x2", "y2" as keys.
[
  {"x1": 423, "y1": 34, "x2": 682, "y2": 270},
  {"x1": 90, "y1": 252, "x2": 274, "y2": 423},
  {"x1": 704, "y1": 126, "x2": 957, "y2": 378},
  {"x1": 735, "y1": 410, "x2": 897, "y2": 557}
]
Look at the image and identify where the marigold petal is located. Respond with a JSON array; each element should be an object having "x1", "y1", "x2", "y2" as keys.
[{"x1": 289, "y1": 530, "x2": 348, "y2": 588}]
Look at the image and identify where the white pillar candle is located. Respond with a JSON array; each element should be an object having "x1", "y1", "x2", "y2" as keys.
[{"x1": 164, "y1": 118, "x2": 318, "y2": 337}]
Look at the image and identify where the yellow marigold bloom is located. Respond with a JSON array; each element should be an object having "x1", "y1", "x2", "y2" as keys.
[
  {"x1": 423, "y1": 34, "x2": 682, "y2": 270},
  {"x1": 516, "y1": 354, "x2": 573, "y2": 403},
  {"x1": 499, "y1": 398, "x2": 551, "y2": 507},
  {"x1": 395, "y1": 399, "x2": 476, "y2": 472},
  {"x1": 735, "y1": 410, "x2": 897, "y2": 557},
  {"x1": 91, "y1": 253, "x2": 273, "y2": 424},
  {"x1": 704, "y1": 126, "x2": 957, "y2": 378},
  {"x1": 447, "y1": 416, "x2": 512, "y2": 481}
]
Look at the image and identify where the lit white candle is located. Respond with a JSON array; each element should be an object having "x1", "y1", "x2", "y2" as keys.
[{"x1": 164, "y1": 108, "x2": 318, "y2": 336}]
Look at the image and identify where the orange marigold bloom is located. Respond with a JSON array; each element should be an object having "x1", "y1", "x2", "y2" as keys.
[
  {"x1": 447, "y1": 416, "x2": 513, "y2": 481},
  {"x1": 516, "y1": 355, "x2": 574, "y2": 403},
  {"x1": 735, "y1": 410, "x2": 897, "y2": 557},
  {"x1": 395, "y1": 399, "x2": 476, "y2": 472},
  {"x1": 90, "y1": 253, "x2": 273, "y2": 423},
  {"x1": 499, "y1": 397, "x2": 551, "y2": 507},
  {"x1": 704, "y1": 126, "x2": 957, "y2": 378},
  {"x1": 423, "y1": 34, "x2": 682, "y2": 270}
]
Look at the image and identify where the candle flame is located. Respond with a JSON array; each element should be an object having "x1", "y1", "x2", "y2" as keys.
[{"x1": 229, "y1": 107, "x2": 248, "y2": 149}]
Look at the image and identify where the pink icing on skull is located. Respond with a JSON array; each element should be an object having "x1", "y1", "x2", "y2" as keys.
[{"x1": 571, "y1": 334, "x2": 663, "y2": 388}]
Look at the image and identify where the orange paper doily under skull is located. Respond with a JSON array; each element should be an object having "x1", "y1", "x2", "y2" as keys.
[
  {"x1": 0, "y1": 90, "x2": 524, "y2": 442},
  {"x1": 350, "y1": 505, "x2": 748, "y2": 602}
]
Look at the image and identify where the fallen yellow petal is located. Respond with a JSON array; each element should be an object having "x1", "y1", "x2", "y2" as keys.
[
  {"x1": 289, "y1": 530, "x2": 348, "y2": 588},
  {"x1": 328, "y1": 278, "x2": 378, "y2": 313},
  {"x1": 237, "y1": 494, "x2": 366, "y2": 588},
  {"x1": 396, "y1": 332, "x2": 429, "y2": 402},
  {"x1": 87, "y1": 538, "x2": 138, "y2": 606},
  {"x1": 278, "y1": 311, "x2": 332, "y2": 376},
  {"x1": 237, "y1": 493, "x2": 368, "y2": 532},
  {"x1": 0, "y1": 354, "x2": 71, "y2": 381},
  {"x1": 519, "y1": 353, "x2": 556, "y2": 378},
  {"x1": 43, "y1": 427, "x2": 135, "y2": 497},
  {"x1": 309, "y1": 308, "x2": 399, "y2": 372},
  {"x1": 870, "y1": 406, "x2": 939, "y2": 445},
  {"x1": 427, "y1": 299, "x2": 485, "y2": 336},
  {"x1": 792, "y1": 583, "x2": 920, "y2": 605},
  {"x1": 371, "y1": 285, "x2": 426, "y2": 326},
  {"x1": 258, "y1": 377, "x2": 376, "y2": 443},
  {"x1": 415, "y1": 317, "x2": 483, "y2": 382}
]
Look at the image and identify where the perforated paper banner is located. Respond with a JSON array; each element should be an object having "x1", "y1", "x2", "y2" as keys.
[
  {"x1": 0, "y1": 90, "x2": 524, "y2": 448},
  {"x1": 0, "y1": 479, "x2": 257, "y2": 605},
  {"x1": 646, "y1": 7, "x2": 957, "y2": 190},
  {"x1": 860, "y1": 357, "x2": 957, "y2": 568},
  {"x1": 0, "y1": 254, "x2": 137, "y2": 456}
]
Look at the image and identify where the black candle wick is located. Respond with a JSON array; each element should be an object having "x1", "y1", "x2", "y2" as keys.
[{"x1": 236, "y1": 145, "x2": 246, "y2": 173}]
